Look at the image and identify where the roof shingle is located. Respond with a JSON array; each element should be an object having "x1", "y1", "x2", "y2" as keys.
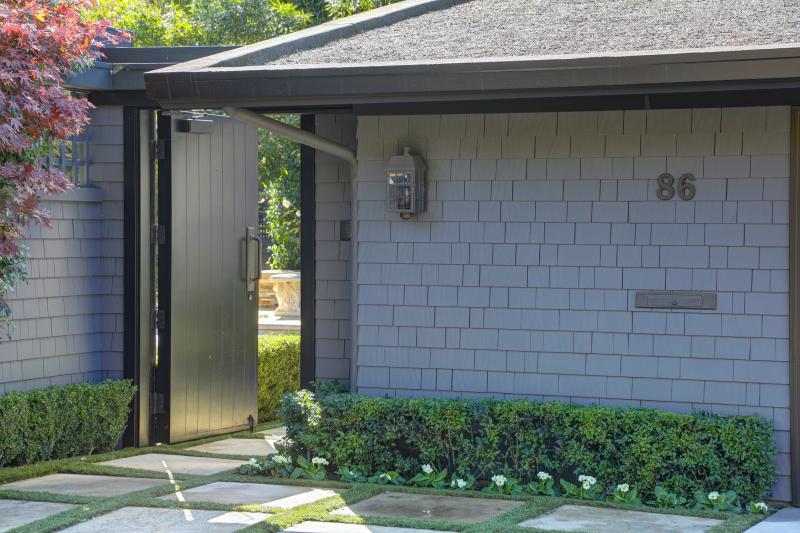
[{"x1": 271, "y1": 0, "x2": 800, "y2": 65}]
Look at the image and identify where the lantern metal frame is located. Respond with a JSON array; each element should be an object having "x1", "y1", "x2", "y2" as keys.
[{"x1": 385, "y1": 146, "x2": 427, "y2": 219}]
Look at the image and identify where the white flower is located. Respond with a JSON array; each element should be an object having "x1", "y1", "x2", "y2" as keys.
[
  {"x1": 311, "y1": 457, "x2": 329, "y2": 466},
  {"x1": 295, "y1": 210, "x2": 301, "y2": 217},
  {"x1": 451, "y1": 478, "x2": 467, "y2": 489},
  {"x1": 273, "y1": 454, "x2": 290, "y2": 465},
  {"x1": 582, "y1": 480, "x2": 592, "y2": 490},
  {"x1": 249, "y1": 458, "x2": 258, "y2": 465},
  {"x1": 379, "y1": 473, "x2": 391, "y2": 480},
  {"x1": 282, "y1": 198, "x2": 292, "y2": 209},
  {"x1": 754, "y1": 502, "x2": 768, "y2": 512},
  {"x1": 537, "y1": 472, "x2": 552, "y2": 481},
  {"x1": 708, "y1": 491, "x2": 720, "y2": 502},
  {"x1": 421, "y1": 464, "x2": 433, "y2": 474},
  {"x1": 578, "y1": 475, "x2": 596, "y2": 486},
  {"x1": 491, "y1": 474, "x2": 507, "y2": 487},
  {"x1": 616, "y1": 483, "x2": 630, "y2": 493}
]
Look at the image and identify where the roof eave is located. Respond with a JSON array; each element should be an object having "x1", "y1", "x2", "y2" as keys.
[{"x1": 145, "y1": 45, "x2": 800, "y2": 110}]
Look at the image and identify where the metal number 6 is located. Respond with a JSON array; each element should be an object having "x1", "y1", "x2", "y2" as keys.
[{"x1": 677, "y1": 173, "x2": 696, "y2": 201}]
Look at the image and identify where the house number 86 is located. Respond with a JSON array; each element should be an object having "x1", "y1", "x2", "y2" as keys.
[{"x1": 656, "y1": 173, "x2": 696, "y2": 201}]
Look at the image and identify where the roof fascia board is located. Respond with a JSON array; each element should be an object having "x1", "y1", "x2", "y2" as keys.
[
  {"x1": 150, "y1": 0, "x2": 470, "y2": 73},
  {"x1": 66, "y1": 62, "x2": 112, "y2": 91},
  {"x1": 151, "y1": 79, "x2": 800, "y2": 111},
  {"x1": 146, "y1": 47, "x2": 800, "y2": 107},
  {"x1": 100, "y1": 45, "x2": 237, "y2": 65}
]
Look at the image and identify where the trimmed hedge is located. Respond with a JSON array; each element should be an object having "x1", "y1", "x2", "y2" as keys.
[
  {"x1": 281, "y1": 393, "x2": 776, "y2": 502},
  {"x1": 0, "y1": 379, "x2": 136, "y2": 467},
  {"x1": 258, "y1": 332, "x2": 300, "y2": 420}
]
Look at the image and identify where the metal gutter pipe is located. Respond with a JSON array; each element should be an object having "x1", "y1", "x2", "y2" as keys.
[{"x1": 224, "y1": 107, "x2": 357, "y2": 166}]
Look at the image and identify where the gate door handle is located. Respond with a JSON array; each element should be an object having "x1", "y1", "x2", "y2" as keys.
[{"x1": 245, "y1": 226, "x2": 261, "y2": 296}]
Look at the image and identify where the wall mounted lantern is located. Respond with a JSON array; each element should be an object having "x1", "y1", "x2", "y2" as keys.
[{"x1": 386, "y1": 146, "x2": 427, "y2": 219}]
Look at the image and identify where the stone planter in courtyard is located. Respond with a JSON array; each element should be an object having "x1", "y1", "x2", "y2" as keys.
[{"x1": 269, "y1": 271, "x2": 301, "y2": 318}]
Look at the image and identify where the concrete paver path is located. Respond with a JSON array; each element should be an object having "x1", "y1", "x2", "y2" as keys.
[
  {"x1": 518, "y1": 504, "x2": 722, "y2": 533},
  {"x1": 186, "y1": 438, "x2": 276, "y2": 457},
  {"x1": 0, "y1": 473, "x2": 170, "y2": 497},
  {"x1": 158, "y1": 481, "x2": 339, "y2": 508},
  {"x1": 283, "y1": 522, "x2": 457, "y2": 533},
  {"x1": 59, "y1": 506, "x2": 269, "y2": 532},
  {"x1": 331, "y1": 491, "x2": 522, "y2": 521},
  {"x1": 0, "y1": 499, "x2": 75, "y2": 532},
  {"x1": 97, "y1": 453, "x2": 246, "y2": 475}
]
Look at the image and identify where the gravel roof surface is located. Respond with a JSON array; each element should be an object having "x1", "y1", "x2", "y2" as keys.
[{"x1": 270, "y1": 0, "x2": 800, "y2": 65}]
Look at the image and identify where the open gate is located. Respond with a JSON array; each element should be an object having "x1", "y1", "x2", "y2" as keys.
[{"x1": 148, "y1": 111, "x2": 260, "y2": 443}]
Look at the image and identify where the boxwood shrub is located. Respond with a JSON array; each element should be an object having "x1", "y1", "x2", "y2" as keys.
[
  {"x1": 258, "y1": 332, "x2": 300, "y2": 420},
  {"x1": 0, "y1": 379, "x2": 136, "y2": 467},
  {"x1": 281, "y1": 392, "x2": 776, "y2": 502}
]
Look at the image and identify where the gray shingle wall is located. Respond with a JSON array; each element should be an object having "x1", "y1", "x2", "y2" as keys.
[
  {"x1": 353, "y1": 107, "x2": 791, "y2": 499},
  {"x1": 314, "y1": 114, "x2": 356, "y2": 384},
  {"x1": 0, "y1": 106, "x2": 125, "y2": 394}
]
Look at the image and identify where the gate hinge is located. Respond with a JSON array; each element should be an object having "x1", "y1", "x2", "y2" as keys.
[
  {"x1": 151, "y1": 392, "x2": 165, "y2": 415},
  {"x1": 151, "y1": 224, "x2": 166, "y2": 245},
  {"x1": 151, "y1": 308, "x2": 166, "y2": 331}
]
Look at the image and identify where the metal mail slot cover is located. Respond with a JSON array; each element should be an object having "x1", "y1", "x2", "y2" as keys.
[{"x1": 635, "y1": 291, "x2": 717, "y2": 310}]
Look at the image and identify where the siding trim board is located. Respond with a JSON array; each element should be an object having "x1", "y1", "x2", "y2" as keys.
[
  {"x1": 790, "y1": 109, "x2": 800, "y2": 505},
  {"x1": 300, "y1": 114, "x2": 317, "y2": 387}
]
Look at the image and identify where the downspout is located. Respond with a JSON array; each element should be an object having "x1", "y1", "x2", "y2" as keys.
[
  {"x1": 225, "y1": 108, "x2": 360, "y2": 391},
  {"x1": 224, "y1": 108, "x2": 357, "y2": 166}
]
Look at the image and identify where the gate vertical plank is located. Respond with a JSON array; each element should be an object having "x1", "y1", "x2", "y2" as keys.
[
  {"x1": 185, "y1": 125, "x2": 200, "y2": 438},
  {"x1": 196, "y1": 126, "x2": 212, "y2": 435},
  {"x1": 170, "y1": 122, "x2": 187, "y2": 441},
  {"x1": 208, "y1": 118, "x2": 224, "y2": 432},
  {"x1": 220, "y1": 117, "x2": 236, "y2": 430}
]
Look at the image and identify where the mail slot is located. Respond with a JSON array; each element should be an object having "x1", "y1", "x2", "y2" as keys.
[{"x1": 635, "y1": 291, "x2": 717, "y2": 310}]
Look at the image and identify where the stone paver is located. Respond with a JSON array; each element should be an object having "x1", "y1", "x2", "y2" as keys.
[
  {"x1": 0, "y1": 473, "x2": 170, "y2": 497},
  {"x1": 518, "y1": 504, "x2": 722, "y2": 533},
  {"x1": 159, "y1": 481, "x2": 339, "y2": 508},
  {"x1": 186, "y1": 438, "x2": 275, "y2": 457},
  {"x1": 0, "y1": 499, "x2": 75, "y2": 532},
  {"x1": 60, "y1": 506, "x2": 269, "y2": 532},
  {"x1": 283, "y1": 522, "x2": 457, "y2": 533},
  {"x1": 331, "y1": 492, "x2": 521, "y2": 521},
  {"x1": 97, "y1": 453, "x2": 246, "y2": 476},
  {"x1": 745, "y1": 507, "x2": 800, "y2": 532},
  {"x1": 258, "y1": 426, "x2": 286, "y2": 438}
]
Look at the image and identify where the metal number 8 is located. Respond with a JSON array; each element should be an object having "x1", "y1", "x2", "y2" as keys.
[{"x1": 656, "y1": 173, "x2": 675, "y2": 200}]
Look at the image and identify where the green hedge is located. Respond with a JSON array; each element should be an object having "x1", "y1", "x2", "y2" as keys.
[
  {"x1": 0, "y1": 379, "x2": 136, "y2": 467},
  {"x1": 258, "y1": 332, "x2": 300, "y2": 420},
  {"x1": 281, "y1": 393, "x2": 776, "y2": 502}
]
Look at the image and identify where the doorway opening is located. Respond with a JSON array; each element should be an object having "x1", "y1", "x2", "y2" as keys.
[{"x1": 125, "y1": 109, "x2": 315, "y2": 446}]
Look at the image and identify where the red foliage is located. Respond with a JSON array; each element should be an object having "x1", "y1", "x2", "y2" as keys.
[{"x1": 0, "y1": 0, "x2": 118, "y2": 255}]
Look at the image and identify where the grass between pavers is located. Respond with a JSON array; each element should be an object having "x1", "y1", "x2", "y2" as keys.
[{"x1": 0, "y1": 419, "x2": 767, "y2": 533}]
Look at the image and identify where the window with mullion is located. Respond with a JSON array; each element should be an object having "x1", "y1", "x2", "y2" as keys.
[{"x1": 43, "y1": 134, "x2": 90, "y2": 186}]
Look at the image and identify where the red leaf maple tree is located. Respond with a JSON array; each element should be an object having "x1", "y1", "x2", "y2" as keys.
[{"x1": 1, "y1": 0, "x2": 119, "y2": 324}]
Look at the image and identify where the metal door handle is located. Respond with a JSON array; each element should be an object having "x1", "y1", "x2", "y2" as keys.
[
  {"x1": 251, "y1": 233, "x2": 262, "y2": 282},
  {"x1": 245, "y1": 226, "x2": 261, "y2": 295}
]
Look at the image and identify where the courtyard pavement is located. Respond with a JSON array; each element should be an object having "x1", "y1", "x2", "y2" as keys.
[{"x1": 0, "y1": 426, "x2": 793, "y2": 532}]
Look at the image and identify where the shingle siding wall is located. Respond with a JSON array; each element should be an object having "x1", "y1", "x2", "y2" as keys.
[
  {"x1": 353, "y1": 107, "x2": 791, "y2": 499},
  {"x1": 315, "y1": 114, "x2": 356, "y2": 384},
  {"x1": 0, "y1": 106, "x2": 125, "y2": 394}
]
